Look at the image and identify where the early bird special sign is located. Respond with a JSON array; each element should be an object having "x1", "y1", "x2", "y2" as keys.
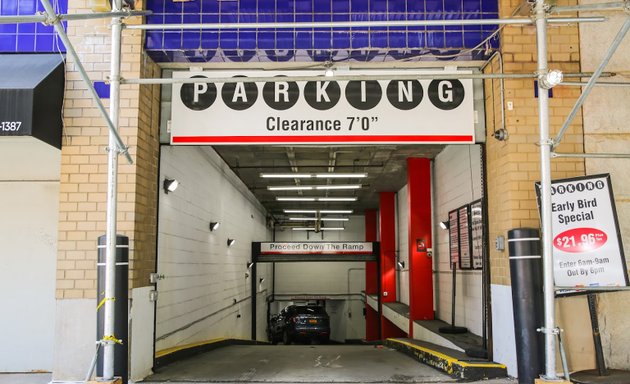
[
  {"x1": 170, "y1": 70, "x2": 475, "y2": 145},
  {"x1": 537, "y1": 174, "x2": 629, "y2": 289}
]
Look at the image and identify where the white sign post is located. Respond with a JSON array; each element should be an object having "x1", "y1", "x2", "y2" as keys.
[
  {"x1": 538, "y1": 174, "x2": 629, "y2": 288},
  {"x1": 170, "y1": 70, "x2": 475, "y2": 145}
]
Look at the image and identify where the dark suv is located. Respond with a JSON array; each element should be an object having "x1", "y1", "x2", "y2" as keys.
[{"x1": 267, "y1": 305, "x2": 330, "y2": 344}]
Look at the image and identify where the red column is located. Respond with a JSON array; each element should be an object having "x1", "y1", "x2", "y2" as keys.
[
  {"x1": 379, "y1": 192, "x2": 406, "y2": 339},
  {"x1": 407, "y1": 158, "x2": 434, "y2": 337},
  {"x1": 364, "y1": 209, "x2": 379, "y2": 341},
  {"x1": 379, "y1": 192, "x2": 396, "y2": 303}
]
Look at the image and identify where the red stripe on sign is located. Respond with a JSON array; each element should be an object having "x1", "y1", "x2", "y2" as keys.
[
  {"x1": 172, "y1": 135, "x2": 474, "y2": 144},
  {"x1": 260, "y1": 251, "x2": 372, "y2": 255}
]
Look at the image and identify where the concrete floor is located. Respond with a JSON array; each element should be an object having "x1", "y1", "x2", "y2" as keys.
[
  {"x1": 0, "y1": 373, "x2": 51, "y2": 384},
  {"x1": 142, "y1": 344, "x2": 516, "y2": 384}
]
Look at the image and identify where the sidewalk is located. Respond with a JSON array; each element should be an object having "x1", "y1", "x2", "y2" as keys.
[{"x1": 0, "y1": 373, "x2": 51, "y2": 384}]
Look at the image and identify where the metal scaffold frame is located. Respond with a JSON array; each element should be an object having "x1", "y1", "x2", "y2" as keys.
[{"x1": 2, "y1": 0, "x2": 629, "y2": 380}]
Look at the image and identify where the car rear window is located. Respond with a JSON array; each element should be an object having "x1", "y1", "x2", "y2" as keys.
[{"x1": 294, "y1": 306, "x2": 326, "y2": 315}]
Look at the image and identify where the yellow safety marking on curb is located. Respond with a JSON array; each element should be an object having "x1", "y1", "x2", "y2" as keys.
[
  {"x1": 97, "y1": 297, "x2": 116, "y2": 311},
  {"x1": 387, "y1": 338, "x2": 507, "y2": 369},
  {"x1": 155, "y1": 338, "x2": 228, "y2": 358},
  {"x1": 103, "y1": 335, "x2": 123, "y2": 345}
]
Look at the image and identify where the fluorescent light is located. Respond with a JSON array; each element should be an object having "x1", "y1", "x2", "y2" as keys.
[
  {"x1": 268, "y1": 184, "x2": 361, "y2": 191},
  {"x1": 276, "y1": 197, "x2": 317, "y2": 201},
  {"x1": 260, "y1": 172, "x2": 367, "y2": 179},
  {"x1": 283, "y1": 209, "x2": 353, "y2": 214},
  {"x1": 276, "y1": 197, "x2": 357, "y2": 202},
  {"x1": 288, "y1": 217, "x2": 349, "y2": 222},
  {"x1": 315, "y1": 173, "x2": 367, "y2": 178},
  {"x1": 291, "y1": 227, "x2": 345, "y2": 231},
  {"x1": 260, "y1": 173, "x2": 312, "y2": 178},
  {"x1": 317, "y1": 197, "x2": 358, "y2": 202},
  {"x1": 268, "y1": 185, "x2": 314, "y2": 191},
  {"x1": 315, "y1": 184, "x2": 361, "y2": 190}
]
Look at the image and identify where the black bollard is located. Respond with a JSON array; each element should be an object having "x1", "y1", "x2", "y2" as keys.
[
  {"x1": 508, "y1": 228, "x2": 544, "y2": 384},
  {"x1": 97, "y1": 235, "x2": 129, "y2": 383}
]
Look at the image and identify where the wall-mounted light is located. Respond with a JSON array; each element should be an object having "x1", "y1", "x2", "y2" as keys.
[
  {"x1": 259, "y1": 277, "x2": 265, "y2": 284},
  {"x1": 439, "y1": 221, "x2": 450, "y2": 230},
  {"x1": 397, "y1": 260, "x2": 405, "y2": 270},
  {"x1": 247, "y1": 262, "x2": 254, "y2": 269},
  {"x1": 163, "y1": 178, "x2": 179, "y2": 194},
  {"x1": 539, "y1": 69, "x2": 564, "y2": 89},
  {"x1": 209, "y1": 221, "x2": 220, "y2": 231},
  {"x1": 227, "y1": 238, "x2": 236, "y2": 247}
]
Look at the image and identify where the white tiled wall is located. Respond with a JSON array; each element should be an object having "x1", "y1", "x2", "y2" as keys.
[
  {"x1": 433, "y1": 145, "x2": 483, "y2": 335},
  {"x1": 156, "y1": 146, "x2": 272, "y2": 351},
  {"x1": 397, "y1": 186, "x2": 410, "y2": 305}
]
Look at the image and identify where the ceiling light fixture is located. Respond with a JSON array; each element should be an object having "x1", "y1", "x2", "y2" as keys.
[
  {"x1": 539, "y1": 69, "x2": 564, "y2": 89},
  {"x1": 276, "y1": 197, "x2": 317, "y2": 202},
  {"x1": 288, "y1": 217, "x2": 349, "y2": 222},
  {"x1": 324, "y1": 61, "x2": 334, "y2": 77},
  {"x1": 292, "y1": 227, "x2": 345, "y2": 231},
  {"x1": 163, "y1": 178, "x2": 179, "y2": 194},
  {"x1": 268, "y1": 185, "x2": 314, "y2": 191},
  {"x1": 209, "y1": 221, "x2": 220, "y2": 231},
  {"x1": 317, "y1": 197, "x2": 358, "y2": 202},
  {"x1": 268, "y1": 184, "x2": 361, "y2": 191},
  {"x1": 315, "y1": 184, "x2": 362, "y2": 190},
  {"x1": 260, "y1": 172, "x2": 367, "y2": 179},
  {"x1": 276, "y1": 197, "x2": 357, "y2": 202},
  {"x1": 283, "y1": 209, "x2": 353, "y2": 214},
  {"x1": 260, "y1": 173, "x2": 312, "y2": 178}
]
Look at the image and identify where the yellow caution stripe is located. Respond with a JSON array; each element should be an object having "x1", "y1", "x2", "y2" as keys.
[
  {"x1": 155, "y1": 338, "x2": 229, "y2": 358},
  {"x1": 387, "y1": 338, "x2": 507, "y2": 369}
]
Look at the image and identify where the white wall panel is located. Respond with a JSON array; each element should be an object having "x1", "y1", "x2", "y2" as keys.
[
  {"x1": 0, "y1": 181, "x2": 58, "y2": 372},
  {"x1": 397, "y1": 186, "x2": 410, "y2": 305},
  {"x1": 157, "y1": 147, "x2": 271, "y2": 351},
  {"x1": 433, "y1": 145, "x2": 483, "y2": 335}
]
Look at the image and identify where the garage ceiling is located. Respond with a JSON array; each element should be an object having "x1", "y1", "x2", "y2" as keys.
[{"x1": 213, "y1": 144, "x2": 445, "y2": 223}]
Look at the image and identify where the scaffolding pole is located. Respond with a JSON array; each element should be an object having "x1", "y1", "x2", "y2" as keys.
[
  {"x1": 553, "y1": 15, "x2": 630, "y2": 149},
  {"x1": 120, "y1": 72, "x2": 612, "y2": 85},
  {"x1": 0, "y1": 10, "x2": 149, "y2": 24},
  {"x1": 36, "y1": 1, "x2": 133, "y2": 165},
  {"x1": 125, "y1": 16, "x2": 605, "y2": 31},
  {"x1": 102, "y1": 0, "x2": 124, "y2": 380},
  {"x1": 534, "y1": 0, "x2": 558, "y2": 380}
]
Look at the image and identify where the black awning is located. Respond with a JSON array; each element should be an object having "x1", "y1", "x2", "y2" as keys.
[{"x1": 0, "y1": 54, "x2": 65, "y2": 149}]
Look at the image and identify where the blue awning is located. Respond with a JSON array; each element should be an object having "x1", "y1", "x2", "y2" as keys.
[{"x1": 144, "y1": 0, "x2": 500, "y2": 63}]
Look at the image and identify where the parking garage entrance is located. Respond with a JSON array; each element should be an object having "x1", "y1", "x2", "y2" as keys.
[{"x1": 153, "y1": 65, "x2": 490, "y2": 381}]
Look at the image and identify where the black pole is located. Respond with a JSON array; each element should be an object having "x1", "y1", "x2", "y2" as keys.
[
  {"x1": 508, "y1": 228, "x2": 544, "y2": 384},
  {"x1": 251, "y1": 242, "x2": 260, "y2": 340},
  {"x1": 587, "y1": 293, "x2": 608, "y2": 376},
  {"x1": 439, "y1": 262, "x2": 468, "y2": 334},
  {"x1": 97, "y1": 235, "x2": 129, "y2": 384}
]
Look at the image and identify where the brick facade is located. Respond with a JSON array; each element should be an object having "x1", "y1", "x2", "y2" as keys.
[
  {"x1": 484, "y1": 0, "x2": 586, "y2": 286},
  {"x1": 56, "y1": 0, "x2": 159, "y2": 299}
]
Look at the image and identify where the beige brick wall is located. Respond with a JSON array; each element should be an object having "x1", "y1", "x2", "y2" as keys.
[
  {"x1": 56, "y1": 1, "x2": 159, "y2": 299},
  {"x1": 484, "y1": 0, "x2": 586, "y2": 287}
]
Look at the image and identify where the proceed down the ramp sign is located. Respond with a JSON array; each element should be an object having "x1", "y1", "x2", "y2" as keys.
[{"x1": 537, "y1": 174, "x2": 629, "y2": 289}]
